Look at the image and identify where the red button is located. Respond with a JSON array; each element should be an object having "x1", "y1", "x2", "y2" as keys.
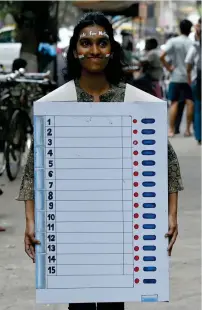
[
  {"x1": 133, "y1": 161, "x2": 138, "y2": 166},
  {"x1": 134, "y1": 255, "x2": 139, "y2": 261},
  {"x1": 134, "y1": 203, "x2": 139, "y2": 208},
  {"x1": 134, "y1": 267, "x2": 139, "y2": 272},
  {"x1": 134, "y1": 224, "x2": 139, "y2": 229},
  {"x1": 133, "y1": 151, "x2": 138, "y2": 155},
  {"x1": 133, "y1": 171, "x2": 139, "y2": 176},
  {"x1": 134, "y1": 213, "x2": 139, "y2": 218},
  {"x1": 133, "y1": 140, "x2": 138, "y2": 145},
  {"x1": 134, "y1": 235, "x2": 139, "y2": 240},
  {"x1": 133, "y1": 182, "x2": 138, "y2": 187},
  {"x1": 133, "y1": 119, "x2": 137, "y2": 123},
  {"x1": 135, "y1": 278, "x2": 140, "y2": 284},
  {"x1": 133, "y1": 129, "x2": 138, "y2": 134},
  {"x1": 134, "y1": 246, "x2": 139, "y2": 251},
  {"x1": 134, "y1": 192, "x2": 138, "y2": 197}
]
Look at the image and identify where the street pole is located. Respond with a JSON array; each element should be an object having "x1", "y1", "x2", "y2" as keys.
[{"x1": 168, "y1": 0, "x2": 174, "y2": 32}]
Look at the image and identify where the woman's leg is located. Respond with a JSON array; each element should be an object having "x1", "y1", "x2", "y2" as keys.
[
  {"x1": 68, "y1": 303, "x2": 96, "y2": 310},
  {"x1": 97, "y1": 302, "x2": 124, "y2": 310}
]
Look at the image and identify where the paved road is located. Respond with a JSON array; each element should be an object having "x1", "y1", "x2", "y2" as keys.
[{"x1": 0, "y1": 135, "x2": 200, "y2": 310}]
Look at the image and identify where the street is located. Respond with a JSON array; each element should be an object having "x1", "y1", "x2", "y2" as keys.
[{"x1": 0, "y1": 134, "x2": 201, "y2": 310}]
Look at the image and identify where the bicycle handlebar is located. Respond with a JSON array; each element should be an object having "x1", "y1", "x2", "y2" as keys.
[{"x1": 0, "y1": 69, "x2": 52, "y2": 83}]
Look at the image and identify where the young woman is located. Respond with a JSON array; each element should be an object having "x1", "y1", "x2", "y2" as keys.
[{"x1": 17, "y1": 12, "x2": 183, "y2": 310}]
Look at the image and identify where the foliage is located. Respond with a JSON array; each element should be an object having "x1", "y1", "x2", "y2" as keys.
[{"x1": 0, "y1": 1, "x2": 58, "y2": 43}]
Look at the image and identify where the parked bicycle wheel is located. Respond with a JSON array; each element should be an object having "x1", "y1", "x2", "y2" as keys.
[
  {"x1": 0, "y1": 110, "x2": 7, "y2": 176},
  {"x1": 0, "y1": 145, "x2": 6, "y2": 176},
  {"x1": 5, "y1": 110, "x2": 26, "y2": 181}
]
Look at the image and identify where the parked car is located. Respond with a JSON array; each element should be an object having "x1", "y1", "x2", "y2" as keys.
[{"x1": 0, "y1": 25, "x2": 21, "y2": 72}]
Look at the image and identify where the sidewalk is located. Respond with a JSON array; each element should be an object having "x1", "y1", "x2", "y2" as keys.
[{"x1": 0, "y1": 135, "x2": 201, "y2": 310}]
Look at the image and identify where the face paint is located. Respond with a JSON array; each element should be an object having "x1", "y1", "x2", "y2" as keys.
[
  {"x1": 80, "y1": 33, "x2": 87, "y2": 38},
  {"x1": 78, "y1": 54, "x2": 110, "y2": 60},
  {"x1": 80, "y1": 31, "x2": 109, "y2": 38},
  {"x1": 78, "y1": 54, "x2": 85, "y2": 59}
]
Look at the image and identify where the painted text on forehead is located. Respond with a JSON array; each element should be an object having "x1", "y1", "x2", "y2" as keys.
[{"x1": 80, "y1": 30, "x2": 109, "y2": 38}]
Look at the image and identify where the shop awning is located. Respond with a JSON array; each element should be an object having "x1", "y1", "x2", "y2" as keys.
[{"x1": 73, "y1": 1, "x2": 139, "y2": 17}]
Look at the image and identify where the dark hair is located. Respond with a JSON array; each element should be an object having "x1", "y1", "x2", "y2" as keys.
[
  {"x1": 40, "y1": 29, "x2": 54, "y2": 44},
  {"x1": 12, "y1": 58, "x2": 27, "y2": 71},
  {"x1": 65, "y1": 12, "x2": 125, "y2": 84},
  {"x1": 179, "y1": 19, "x2": 193, "y2": 36},
  {"x1": 145, "y1": 38, "x2": 158, "y2": 51},
  {"x1": 198, "y1": 18, "x2": 201, "y2": 24}
]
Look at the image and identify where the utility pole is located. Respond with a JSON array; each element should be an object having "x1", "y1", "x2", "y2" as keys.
[{"x1": 168, "y1": 0, "x2": 174, "y2": 32}]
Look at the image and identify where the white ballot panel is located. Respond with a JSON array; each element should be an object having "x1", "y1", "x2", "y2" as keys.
[{"x1": 34, "y1": 101, "x2": 169, "y2": 304}]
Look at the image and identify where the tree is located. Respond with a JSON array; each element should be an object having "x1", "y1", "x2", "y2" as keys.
[{"x1": 0, "y1": 1, "x2": 58, "y2": 67}]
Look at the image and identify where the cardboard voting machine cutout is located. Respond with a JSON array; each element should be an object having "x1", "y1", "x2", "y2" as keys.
[{"x1": 34, "y1": 81, "x2": 169, "y2": 304}]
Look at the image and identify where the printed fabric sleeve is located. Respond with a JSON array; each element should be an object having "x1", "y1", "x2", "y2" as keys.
[
  {"x1": 16, "y1": 138, "x2": 34, "y2": 201},
  {"x1": 168, "y1": 141, "x2": 184, "y2": 193}
]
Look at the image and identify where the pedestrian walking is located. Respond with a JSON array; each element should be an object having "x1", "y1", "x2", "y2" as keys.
[
  {"x1": 17, "y1": 12, "x2": 183, "y2": 309},
  {"x1": 160, "y1": 19, "x2": 194, "y2": 137},
  {"x1": 186, "y1": 18, "x2": 201, "y2": 144},
  {"x1": 141, "y1": 38, "x2": 164, "y2": 98}
]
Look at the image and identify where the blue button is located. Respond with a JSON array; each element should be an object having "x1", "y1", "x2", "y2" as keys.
[
  {"x1": 142, "y1": 150, "x2": 155, "y2": 155},
  {"x1": 143, "y1": 192, "x2": 156, "y2": 197},
  {"x1": 142, "y1": 160, "x2": 155, "y2": 166},
  {"x1": 143, "y1": 235, "x2": 156, "y2": 241},
  {"x1": 143, "y1": 266, "x2": 157, "y2": 271},
  {"x1": 141, "y1": 118, "x2": 155, "y2": 124},
  {"x1": 142, "y1": 182, "x2": 156, "y2": 187},
  {"x1": 143, "y1": 213, "x2": 156, "y2": 219},
  {"x1": 142, "y1": 140, "x2": 156, "y2": 145},
  {"x1": 143, "y1": 224, "x2": 156, "y2": 229},
  {"x1": 143, "y1": 256, "x2": 156, "y2": 261},
  {"x1": 143, "y1": 246, "x2": 156, "y2": 251},
  {"x1": 141, "y1": 129, "x2": 155, "y2": 135},
  {"x1": 142, "y1": 171, "x2": 156, "y2": 177},
  {"x1": 143, "y1": 279, "x2": 157, "y2": 284},
  {"x1": 143, "y1": 203, "x2": 156, "y2": 208}
]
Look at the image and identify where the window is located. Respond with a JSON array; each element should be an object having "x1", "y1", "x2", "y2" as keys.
[{"x1": 0, "y1": 30, "x2": 16, "y2": 43}]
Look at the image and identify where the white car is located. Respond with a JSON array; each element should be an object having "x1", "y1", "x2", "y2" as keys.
[{"x1": 0, "y1": 26, "x2": 21, "y2": 72}]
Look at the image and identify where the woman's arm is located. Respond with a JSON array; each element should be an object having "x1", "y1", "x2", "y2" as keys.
[
  {"x1": 25, "y1": 200, "x2": 40, "y2": 262},
  {"x1": 166, "y1": 192, "x2": 178, "y2": 256},
  {"x1": 166, "y1": 141, "x2": 183, "y2": 256},
  {"x1": 17, "y1": 138, "x2": 40, "y2": 261},
  {"x1": 17, "y1": 138, "x2": 34, "y2": 201}
]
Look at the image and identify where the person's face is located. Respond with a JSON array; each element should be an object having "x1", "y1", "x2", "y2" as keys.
[{"x1": 74, "y1": 25, "x2": 112, "y2": 74}]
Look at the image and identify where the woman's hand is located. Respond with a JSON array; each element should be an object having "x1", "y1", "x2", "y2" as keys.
[
  {"x1": 24, "y1": 219, "x2": 40, "y2": 263},
  {"x1": 165, "y1": 192, "x2": 178, "y2": 256},
  {"x1": 165, "y1": 213, "x2": 178, "y2": 256},
  {"x1": 24, "y1": 200, "x2": 40, "y2": 263}
]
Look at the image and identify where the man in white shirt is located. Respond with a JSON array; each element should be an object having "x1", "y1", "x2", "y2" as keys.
[
  {"x1": 160, "y1": 19, "x2": 193, "y2": 137},
  {"x1": 185, "y1": 18, "x2": 201, "y2": 144}
]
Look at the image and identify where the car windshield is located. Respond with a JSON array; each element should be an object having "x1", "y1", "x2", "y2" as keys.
[{"x1": 0, "y1": 30, "x2": 16, "y2": 43}]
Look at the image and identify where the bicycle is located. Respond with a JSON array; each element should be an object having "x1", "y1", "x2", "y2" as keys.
[{"x1": 0, "y1": 70, "x2": 56, "y2": 180}]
